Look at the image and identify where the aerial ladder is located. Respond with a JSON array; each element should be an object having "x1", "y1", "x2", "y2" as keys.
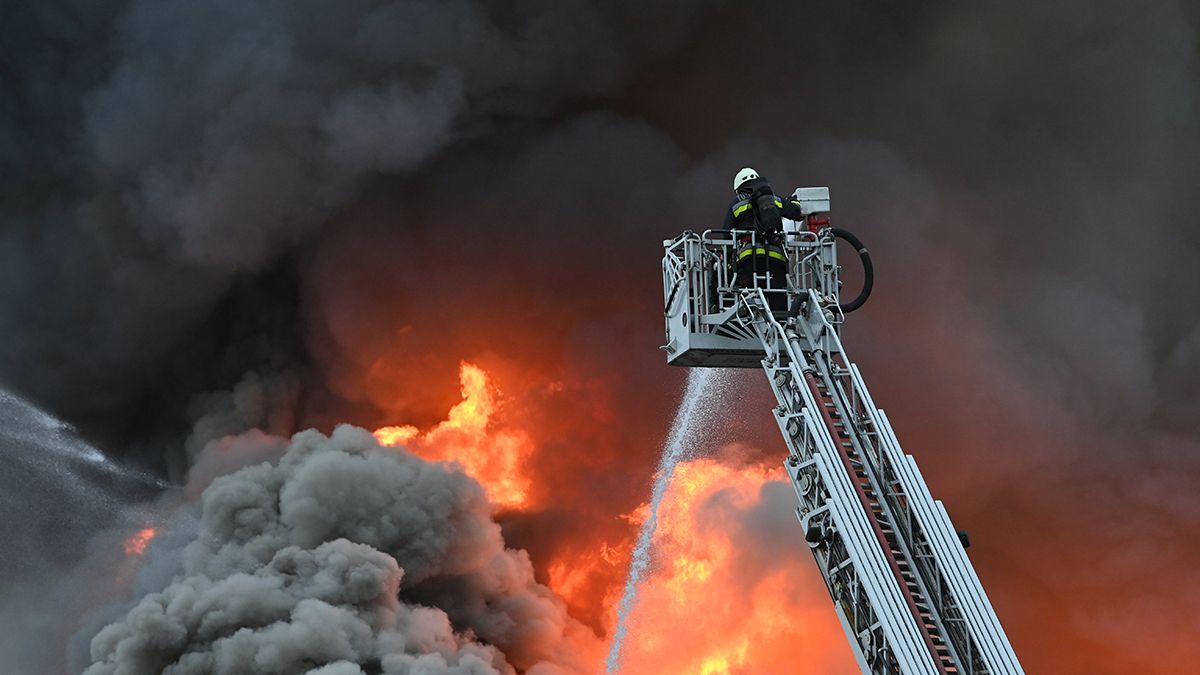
[{"x1": 661, "y1": 188, "x2": 1024, "y2": 674}]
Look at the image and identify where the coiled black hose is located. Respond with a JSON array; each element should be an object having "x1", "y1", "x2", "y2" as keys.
[{"x1": 832, "y1": 228, "x2": 873, "y2": 313}]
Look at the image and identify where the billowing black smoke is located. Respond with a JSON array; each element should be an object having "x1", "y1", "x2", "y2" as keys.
[
  {"x1": 0, "y1": 0, "x2": 674, "y2": 463},
  {"x1": 3, "y1": 0, "x2": 1200, "y2": 672}
]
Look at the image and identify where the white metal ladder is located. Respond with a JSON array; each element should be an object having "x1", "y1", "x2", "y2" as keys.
[{"x1": 737, "y1": 288, "x2": 1024, "y2": 675}]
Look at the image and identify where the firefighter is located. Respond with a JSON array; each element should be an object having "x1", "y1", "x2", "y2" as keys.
[
  {"x1": 723, "y1": 168, "x2": 803, "y2": 308},
  {"x1": 723, "y1": 167, "x2": 806, "y2": 235}
]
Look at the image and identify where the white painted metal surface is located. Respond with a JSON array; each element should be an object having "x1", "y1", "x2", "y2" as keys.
[{"x1": 660, "y1": 197, "x2": 1023, "y2": 674}]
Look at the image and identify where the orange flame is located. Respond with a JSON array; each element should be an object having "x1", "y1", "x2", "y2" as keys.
[
  {"x1": 374, "y1": 362, "x2": 533, "y2": 509},
  {"x1": 123, "y1": 527, "x2": 157, "y2": 557},
  {"x1": 373, "y1": 424, "x2": 418, "y2": 446},
  {"x1": 546, "y1": 539, "x2": 627, "y2": 625},
  {"x1": 366, "y1": 362, "x2": 854, "y2": 671},
  {"x1": 610, "y1": 456, "x2": 856, "y2": 674}
]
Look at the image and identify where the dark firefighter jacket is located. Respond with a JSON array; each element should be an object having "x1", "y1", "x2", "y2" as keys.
[{"x1": 722, "y1": 178, "x2": 805, "y2": 237}]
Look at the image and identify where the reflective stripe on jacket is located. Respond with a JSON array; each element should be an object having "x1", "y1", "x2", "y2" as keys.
[
  {"x1": 735, "y1": 245, "x2": 787, "y2": 263},
  {"x1": 730, "y1": 196, "x2": 783, "y2": 220}
]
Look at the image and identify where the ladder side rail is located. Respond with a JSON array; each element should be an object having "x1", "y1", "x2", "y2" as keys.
[
  {"x1": 857, "y1": 379, "x2": 993, "y2": 672},
  {"x1": 848, "y1": 356, "x2": 1023, "y2": 674},
  {"x1": 782, "y1": 451, "x2": 878, "y2": 671},
  {"x1": 817, "y1": 476, "x2": 933, "y2": 675},
  {"x1": 814, "y1": 345, "x2": 977, "y2": 672},
  {"x1": 752, "y1": 293, "x2": 932, "y2": 673},
  {"x1": 793, "y1": 311, "x2": 990, "y2": 672},
  {"x1": 886, "y1": 427, "x2": 1017, "y2": 674},
  {"x1": 788, "y1": 314, "x2": 961, "y2": 673},
  {"x1": 811, "y1": 317, "x2": 988, "y2": 667},
  {"x1": 872, "y1": 410, "x2": 1025, "y2": 675},
  {"x1": 846, "y1": 354, "x2": 1021, "y2": 673},
  {"x1": 927, "y1": 499, "x2": 1020, "y2": 673},
  {"x1": 858, "y1": 386, "x2": 986, "y2": 674},
  {"x1": 809, "y1": 438, "x2": 940, "y2": 675},
  {"x1": 769, "y1": 364, "x2": 891, "y2": 668},
  {"x1": 775, "y1": 403, "x2": 906, "y2": 671},
  {"x1": 745, "y1": 290, "x2": 941, "y2": 674}
]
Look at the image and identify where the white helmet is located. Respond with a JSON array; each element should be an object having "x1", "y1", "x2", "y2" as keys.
[{"x1": 733, "y1": 167, "x2": 759, "y2": 191}]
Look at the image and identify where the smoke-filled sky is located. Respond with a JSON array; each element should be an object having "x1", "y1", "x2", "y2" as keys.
[{"x1": 2, "y1": 1, "x2": 1198, "y2": 673}]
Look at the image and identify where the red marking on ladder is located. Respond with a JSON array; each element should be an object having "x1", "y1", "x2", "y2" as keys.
[{"x1": 803, "y1": 370, "x2": 953, "y2": 674}]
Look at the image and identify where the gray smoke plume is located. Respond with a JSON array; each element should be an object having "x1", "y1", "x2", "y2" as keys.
[{"x1": 82, "y1": 425, "x2": 598, "y2": 674}]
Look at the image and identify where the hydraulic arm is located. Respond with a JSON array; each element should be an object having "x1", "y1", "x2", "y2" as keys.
[{"x1": 661, "y1": 188, "x2": 1023, "y2": 674}]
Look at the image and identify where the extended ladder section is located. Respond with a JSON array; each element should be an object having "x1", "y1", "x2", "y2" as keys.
[
  {"x1": 661, "y1": 189, "x2": 1023, "y2": 674},
  {"x1": 741, "y1": 289, "x2": 1022, "y2": 674}
]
